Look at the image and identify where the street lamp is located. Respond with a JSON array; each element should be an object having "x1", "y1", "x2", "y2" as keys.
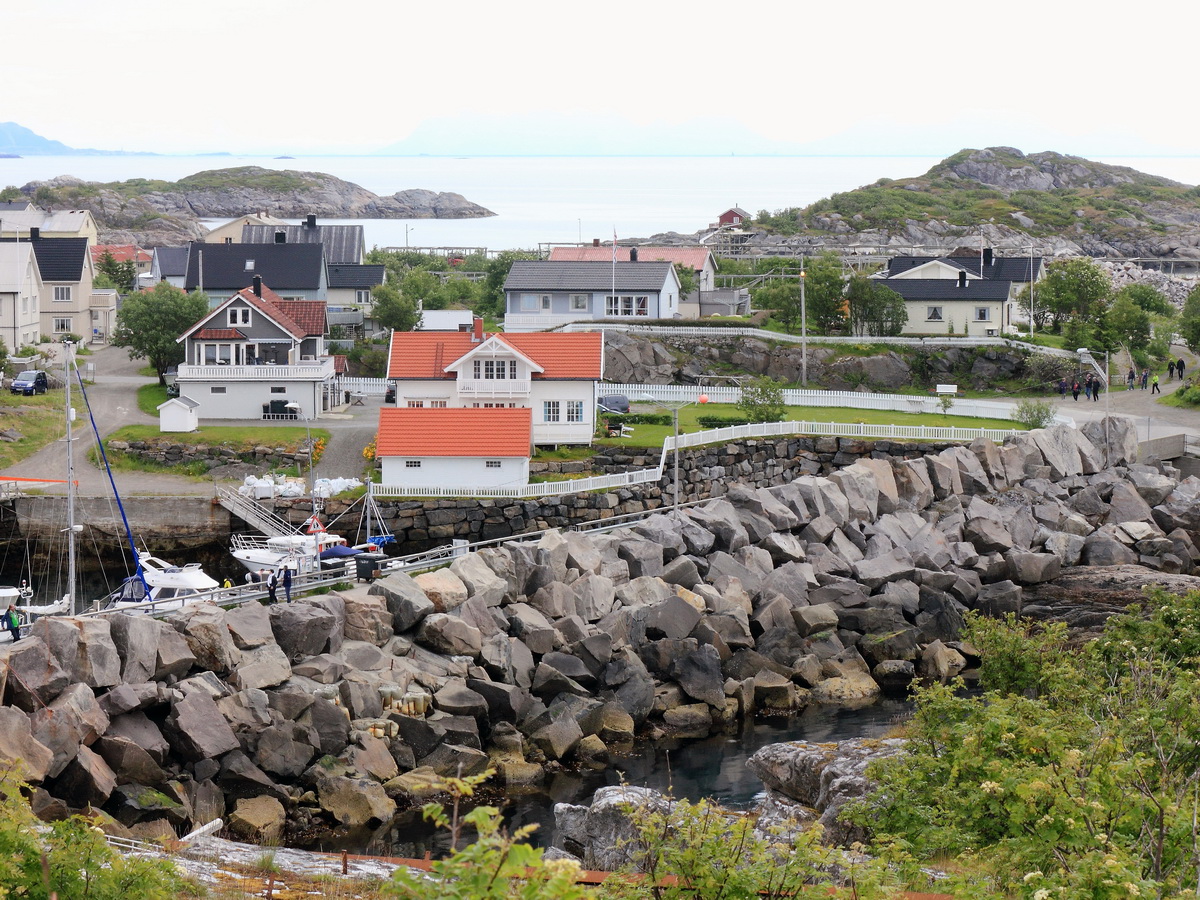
[
  {"x1": 639, "y1": 393, "x2": 708, "y2": 520},
  {"x1": 1077, "y1": 347, "x2": 1111, "y2": 450},
  {"x1": 405, "y1": 225, "x2": 415, "y2": 249},
  {"x1": 799, "y1": 264, "x2": 808, "y2": 388}
]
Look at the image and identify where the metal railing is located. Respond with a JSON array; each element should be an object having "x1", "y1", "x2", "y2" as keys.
[
  {"x1": 216, "y1": 487, "x2": 295, "y2": 539},
  {"x1": 177, "y1": 360, "x2": 335, "y2": 380}
]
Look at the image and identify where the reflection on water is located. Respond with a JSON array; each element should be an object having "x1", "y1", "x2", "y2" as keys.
[{"x1": 330, "y1": 697, "x2": 913, "y2": 858}]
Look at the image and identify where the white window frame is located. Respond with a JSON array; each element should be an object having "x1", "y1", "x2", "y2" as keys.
[
  {"x1": 926, "y1": 306, "x2": 943, "y2": 321},
  {"x1": 605, "y1": 295, "x2": 650, "y2": 317},
  {"x1": 270, "y1": 386, "x2": 286, "y2": 394},
  {"x1": 520, "y1": 294, "x2": 541, "y2": 311},
  {"x1": 228, "y1": 307, "x2": 250, "y2": 326},
  {"x1": 430, "y1": 400, "x2": 447, "y2": 408},
  {"x1": 52, "y1": 285, "x2": 72, "y2": 303},
  {"x1": 974, "y1": 307, "x2": 991, "y2": 322},
  {"x1": 244, "y1": 260, "x2": 255, "y2": 271},
  {"x1": 52, "y1": 317, "x2": 72, "y2": 333},
  {"x1": 543, "y1": 400, "x2": 560, "y2": 423},
  {"x1": 566, "y1": 400, "x2": 583, "y2": 423},
  {"x1": 355, "y1": 289, "x2": 372, "y2": 303},
  {"x1": 407, "y1": 400, "x2": 424, "y2": 408},
  {"x1": 569, "y1": 293, "x2": 589, "y2": 312}
]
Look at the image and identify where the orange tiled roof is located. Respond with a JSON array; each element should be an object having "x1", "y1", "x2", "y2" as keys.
[
  {"x1": 91, "y1": 244, "x2": 151, "y2": 265},
  {"x1": 376, "y1": 407, "x2": 532, "y2": 457},
  {"x1": 387, "y1": 331, "x2": 601, "y2": 380},
  {"x1": 277, "y1": 299, "x2": 326, "y2": 337},
  {"x1": 549, "y1": 246, "x2": 711, "y2": 271},
  {"x1": 230, "y1": 285, "x2": 306, "y2": 338},
  {"x1": 333, "y1": 354, "x2": 347, "y2": 374},
  {"x1": 195, "y1": 328, "x2": 245, "y2": 340}
]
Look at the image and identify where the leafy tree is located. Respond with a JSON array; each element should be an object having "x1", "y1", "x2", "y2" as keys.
[
  {"x1": 111, "y1": 282, "x2": 209, "y2": 385},
  {"x1": 96, "y1": 249, "x2": 137, "y2": 293},
  {"x1": 803, "y1": 251, "x2": 848, "y2": 334},
  {"x1": 1012, "y1": 398, "x2": 1059, "y2": 430},
  {"x1": 673, "y1": 263, "x2": 698, "y2": 298},
  {"x1": 845, "y1": 275, "x2": 907, "y2": 337},
  {"x1": 1104, "y1": 294, "x2": 1151, "y2": 351},
  {"x1": 756, "y1": 280, "x2": 802, "y2": 333},
  {"x1": 371, "y1": 283, "x2": 419, "y2": 332},
  {"x1": 1181, "y1": 284, "x2": 1200, "y2": 352},
  {"x1": 346, "y1": 338, "x2": 389, "y2": 377},
  {"x1": 737, "y1": 376, "x2": 786, "y2": 423},
  {"x1": 1037, "y1": 257, "x2": 1111, "y2": 329},
  {"x1": 0, "y1": 185, "x2": 22, "y2": 201},
  {"x1": 1115, "y1": 282, "x2": 1174, "y2": 317},
  {"x1": 482, "y1": 250, "x2": 539, "y2": 318}
]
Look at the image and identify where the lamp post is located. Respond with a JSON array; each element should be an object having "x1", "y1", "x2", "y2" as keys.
[
  {"x1": 799, "y1": 263, "x2": 808, "y2": 388},
  {"x1": 639, "y1": 393, "x2": 708, "y2": 520},
  {"x1": 405, "y1": 225, "x2": 415, "y2": 249}
]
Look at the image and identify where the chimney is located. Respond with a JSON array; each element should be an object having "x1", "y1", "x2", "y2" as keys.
[
  {"x1": 29, "y1": 227, "x2": 39, "y2": 241},
  {"x1": 253, "y1": 274, "x2": 263, "y2": 297},
  {"x1": 274, "y1": 231, "x2": 286, "y2": 244},
  {"x1": 305, "y1": 214, "x2": 317, "y2": 229},
  {"x1": 983, "y1": 247, "x2": 994, "y2": 267},
  {"x1": 957, "y1": 270, "x2": 967, "y2": 288},
  {"x1": 629, "y1": 247, "x2": 638, "y2": 262},
  {"x1": 592, "y1": 238, "x2": 600, "y2": 247},
  {"x1": 472, "y1": 316, "x2": 483, "y2": 343}
]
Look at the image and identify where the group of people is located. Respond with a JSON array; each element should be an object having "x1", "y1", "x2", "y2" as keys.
[
  {"x1": 1060, "y1": 373, "x2": 1104, "y2": 402},
  {"x1": 1057, "y1": 356, "x2": 1188, "y2": 402},
  {"x1": 244, "y1": 566, "x2": 293, "y2": 604},
  {"x1": 1125, "y1": 368, "x2": 1160, "y2": 393},
  {"x1": 1167, "y1": 358, "x2": 1188, "y2": 381}
]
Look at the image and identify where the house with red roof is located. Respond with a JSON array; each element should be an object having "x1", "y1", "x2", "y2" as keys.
[
  {"x1": 386, "y1": 319, "x2": 603, "y2": 447},
  {"x1": 173, "y1": 275, "x2": 341, "y2": 419},
  {"x1": 375, "y1": 407, "x2": 532, "y2": 488}
]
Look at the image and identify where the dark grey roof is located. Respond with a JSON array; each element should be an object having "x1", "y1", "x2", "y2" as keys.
[
  {"x1": 184, "y1": 242, "x2": 325, "y2": 292},
  {"x1": 504, "y1": 260, "x2": 674, "y2": 292},
  {"x1": 877, "y1": 278, "x2": 1013, "y2": 302},
  {"x1": 153, "y1": 246, "x2": 189, "y2": 277},
  {"x1": 0, "y1": 201, "x2": 33, "y2": 212},
  {"x1": 327, "y1": 264, "x2": 385, "y2": 289},
  {"x1": 886, "y1": 255, "x2": 1042, "y2": 282},
  {"x1": 242, "y1": 222, "x2": 364, "y2": 264},
  {"x1": 0, "y1": 235, "x2": 87, "y2": 281}
]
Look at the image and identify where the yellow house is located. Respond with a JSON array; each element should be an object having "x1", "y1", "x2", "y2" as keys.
[
  {"x1": 0, "y1": 210, "x2": 99, "y2": 245},
  {"x1": 204, "y1": 212, "x2": 288, "y2": 244}
]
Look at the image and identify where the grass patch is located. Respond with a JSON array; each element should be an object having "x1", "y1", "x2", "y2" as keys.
[
  {"x1": 0, "y1": 390, "x2": 66, "y2": 469},
  {"x1": 532, "y1": 445, "x2": 596, "y2": 462},
  {"x1": 594, "y1": 401, "x2": 1022, "y2": 449},
  {"x1": 105, "y1": 423, "x2": 330, "y2": 452},
  {"x1": 137, "y1": 383, "x2": 169, "y2": 415}
]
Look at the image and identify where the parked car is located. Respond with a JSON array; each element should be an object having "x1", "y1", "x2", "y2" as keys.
[
  {"x1": 10, "y1": 370, "x2": 48, "y2": 395},
  {"x1": 384, "y1": 381, "x2": 397, "y2": 404},
  {"x1": 597, "y1": 394, "x2": 630, "y2": 414}
]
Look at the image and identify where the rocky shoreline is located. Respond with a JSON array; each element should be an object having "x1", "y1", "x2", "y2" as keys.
[{"x1": 1, "y1": 416, "x2": 1197, "y2": 852}]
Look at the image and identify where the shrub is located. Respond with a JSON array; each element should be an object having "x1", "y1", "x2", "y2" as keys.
[
  {"x1": 736, "y1": 375, "x2": 786, "y2": 423},
  {"x1": 1012, "y1": 397, "x2": 1057, "y2": 429},
  {"x1": 696, "y1": 415, "x2": 751, "y2": 428}
]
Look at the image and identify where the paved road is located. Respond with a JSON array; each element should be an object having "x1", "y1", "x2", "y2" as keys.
[{"x1": 1, "y1": 344, "x2": 381, "y2": 497}]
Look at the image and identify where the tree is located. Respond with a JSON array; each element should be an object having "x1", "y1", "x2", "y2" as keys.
[
  {"x1": 737, "y1": 376, "x2": 786, "y2": 423},
  {"x1": 482, "y1": 250, "x2": 539, "y2": 318},
  {"x1": 371, "y1": 283, "x2": 419, "y2": 332},
  {"x1": 673, "y1": 263, "x2": 698, "y2": 299},
  {"x1": 756, "y1": 280, "x2": 802, "y2": 333},
  {"x1": 1104, "y1": 294, "x2": 1151, "y2": 351},
  {"x1": 1015, "y1": 283, "x2": 1052, "y2": 332},
  {"x1": 1115, "y1": 282, "x2": 1174, "y2": 317},
  {"x1": 803, "y1": 251, "x2": 848, "y2": 334},
  {"x1": 1181, "y1": 284, "x2": 1200, "y2": 352},
  {"x1": 845, "y1": 275, "x2": 907, "y2": 337},
  {"x1": 110, "y1": 282, "x2": 209, "y2": 385},
  {"x1": 96, "y1": 249, "x2": 137, "y2": 293},
  {"x1": 1037, "y1": 257, "x2": 1111, "y2": 329}
]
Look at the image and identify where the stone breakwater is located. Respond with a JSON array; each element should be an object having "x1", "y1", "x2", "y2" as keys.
[{"x1": 1, "y1": 417, "x2": 1198, "y2": 846}]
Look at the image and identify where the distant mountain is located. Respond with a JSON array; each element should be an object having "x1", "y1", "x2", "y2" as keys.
[{"x1": 0, "y1": 122, "x2": 156, "y2": 156}]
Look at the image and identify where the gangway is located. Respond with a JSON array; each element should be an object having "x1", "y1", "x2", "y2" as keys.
[{"x1": 215, "y1": 486, "x2": 294, "y2": 539}]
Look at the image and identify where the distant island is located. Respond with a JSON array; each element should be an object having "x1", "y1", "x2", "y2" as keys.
[
  {"x1": 9, "y1": 167, "x2": 495, "y2": 245},
  {"x1": 0, "y1": 121, "x2": 159, "y2": 157}
]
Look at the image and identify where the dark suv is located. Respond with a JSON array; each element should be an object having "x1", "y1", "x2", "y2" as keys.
[
  {"x1": 597, "y1": 394, "x2": 630, "y2": 414},
  {"x1": 10, "y1": 371, "x2": 48, "y2": 395}
]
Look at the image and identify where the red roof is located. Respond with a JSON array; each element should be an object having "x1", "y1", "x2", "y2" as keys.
[
  {"x1": 333, "y1": 354, "x2": 347, "y2": 374},
  {"x1": 387, "y1": 331, "x2": 602, "y2": 380},
  {"x1": 91, "y1": 244, "x2": 151, "y2": 265},
  {"x1": 548, "y1": 246, "x2": 712, "y2": 271},
  {"x1": 276, "y1": 300, "x2": 326, "y2": 337},
  {"x1": 376, "y1": 407, "x2": 532, "y2": 457},
  {"x1": 195, "y1": 328, "x2": 245, "y2": 340}
]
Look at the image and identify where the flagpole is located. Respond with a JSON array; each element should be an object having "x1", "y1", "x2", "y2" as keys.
[{"x1": 612, "y1": 227, "x2": 617, "y2": 317}]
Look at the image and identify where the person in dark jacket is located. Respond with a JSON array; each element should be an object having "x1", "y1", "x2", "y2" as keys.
[
  {"x1": 5, "y1": 605, "x2": 20, "y2": 643},
  {"x1": 1071, "y1": 380, "x2": 1080, "y2": 401},
  {"x1": 266, "y1": 570, "x2": 279, "y2": 604},
  {"x1": 282, "y1": 566, "x2": 293, "y2": 603},
  {"x1": 1179, "y1": 358, "x2": 1187, "y2": 379}
]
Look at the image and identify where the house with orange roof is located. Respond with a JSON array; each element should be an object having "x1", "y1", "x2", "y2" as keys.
[
  {"x1": 375, "y1": 406, "x2": 532, "y2": 488},
  {"x1": 386, "y1": 319, "x2": 603, "y2": 446},
  {"x1": 172, "y1": 275, "x2": 340, "y2": 419}
]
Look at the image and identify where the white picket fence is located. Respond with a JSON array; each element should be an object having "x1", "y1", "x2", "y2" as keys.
[
  {"x1": 343, "y1": 376, "x2": 389, "y2": 395},
  {"x1": 368, "y1": 416, "x2": 1028, "y2": 499}
]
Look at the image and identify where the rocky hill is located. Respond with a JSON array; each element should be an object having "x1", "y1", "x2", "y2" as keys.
[
  {"x1": 13, "y1": 167, "x2": 495, "y2": 246},
  {"x1": 689, "y1": 147, "x2": 1200, "y2": 259}
]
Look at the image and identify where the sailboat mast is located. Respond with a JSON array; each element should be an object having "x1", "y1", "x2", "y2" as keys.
[{"x1": 64, "y1": 341, "x2": 77, "y2": 616}]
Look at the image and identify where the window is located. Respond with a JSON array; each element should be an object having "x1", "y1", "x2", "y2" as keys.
[
  {"x1": 405, "y1": 460, "x2": 422, "y2": 468},
  {"x1": 270, "y1": 386, "x2": 286, "y2": 394},
  {"x1": 355, "y1": 289, "x2": 371, "y2": 303},
  {"x1": 52, "y1": 317, "x2": 72, "y2": 332},
  {"x1": 244, "y1": 260, "x2": 255, "y2": 271},
  {"x1": 430, "y1": 400, "x2": 447, "y2": 408},
  {"x1": 544, "y1": 400, "x2": 560, "y2": 422},
  {"x1": 485, "y1": 460, "x2": 501, "y2": 469},
  {"x1": 53, "y1": 285, "x2": 71, "y2": 302},
  {"x1": 541, "y1": 295, "x2": 551, "y2": 309},
  {"x1": 407, "y1": 400, "x2": 424, "y2": 408},
  {"x1": 569, "y1": 294, "x2": 588, "y2": 312},
  {"x1": 566, "y1": 400, "x2": 583, "y2": 423},
  {"x1": 228, "y1": 307, "x2": 250, "y2": 325},
  {"x1": 224, "y1": 237, "x2": 233, "y2": 244},
  {"x1": 926, "y1": 306, "x2": 943, "y2": 321},
  {"x1": 520, "y1": 294, "x2": 541, "y2": 311},
  {"x1": 605, "y1": 295, "x2": 650, "y2": 317},
  {"x1": 211, "y1": 386, "x2": 226, "y2": 394},
  {"x1": 473, "y1": 359, "x2": 513, "y2": 380},
  {"x1": 975, "y1": 307, "x2": 991, "y2": 322}
]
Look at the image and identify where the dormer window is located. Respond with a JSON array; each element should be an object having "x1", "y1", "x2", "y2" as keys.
[{"x1": 228, "y1": 307, "x2": 250, "y2": 326}]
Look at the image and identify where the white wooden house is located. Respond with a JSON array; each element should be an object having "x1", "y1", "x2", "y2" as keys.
[
  {"x1": 502, "y1": 260, "x2": 681, "y2": 332},
  {"x1": 386, "y1": 319, "x2": 603, "y2": 446},
  {"x1": 157, "y1": 395, "x2": 200, "y2": 432},
  {"x1": 376, "y1": 406, "x2": 532, "y2": 488}
]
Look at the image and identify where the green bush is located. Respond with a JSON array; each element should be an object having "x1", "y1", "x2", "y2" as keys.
[
  {"x1": 601, "y1": 413, "x2": 672, "y2": 426},
  {"x1": 1012, "y1": 397, "x2": 1057, "y2": 429},
  {"x1": 697, "y1": 415, "x2": 751, "y2": 428}
]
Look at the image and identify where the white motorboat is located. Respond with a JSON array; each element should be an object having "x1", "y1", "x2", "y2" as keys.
[
  {"x1": 230, "y1": 530, "x2": 355, "y2": 576},
  {"x1": 102, "y1": 551, "x2": 222, "y2": 612}
]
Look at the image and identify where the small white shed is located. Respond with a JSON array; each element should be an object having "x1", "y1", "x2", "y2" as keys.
[{"x1": 157, "y1": 395, "x2": 200, "y2": 433}]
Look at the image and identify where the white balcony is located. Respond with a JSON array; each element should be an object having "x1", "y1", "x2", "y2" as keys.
[
  {"x1": 177, "y1": 358, "x2": 335, "y2": 382},
  {"x1": 502, "y1": 313, "x2": 586, "y2": 332},
  {"x1": 456, "y1": 378, "x2": 532, "y2": 396}
]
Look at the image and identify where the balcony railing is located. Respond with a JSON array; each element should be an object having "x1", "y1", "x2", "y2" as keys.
[
  {"x1": 456, "y1": 378, "x2": 532, "y2": 396},
  {"x1": 177, "y1": 359, "x2": 335, "y2": 381}
]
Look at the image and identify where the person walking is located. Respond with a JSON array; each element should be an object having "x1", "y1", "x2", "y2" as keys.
[
  {"x1": 1092, "y1": 377, "x2": 1102, "y2": 402},
  {"x1": 1057, "y1": 377, "x2": 1067, "y2": 398},
  {"x1": 1141, "y1": 369, "x2": 1150, "y2": 390},
  {"x1": 282, "y1": 566, "x2": 293, "y2": 603},
  {"x1": 4, "y1": 605, "x2": 19, "y2": 643},
  {"x1": 1179, "y1": 357, "x2": 1187, "y2": 379},
  {"x1": 1127, "y1": 368, "x2": 1136, "y2": 389},
  {"x1": 1071, "y1": 379, "x2": 1080, "y2": 401},
  {"x1": 1084, "y1": 374, "x2": 1092, "y2": 400},
  {"x1": 1151, "y1": 373, "x2": 1161, "y2": 394},
  {"x1": 266, "y1": 569, "x2": 279, "y2": 604},
  {"x1": 1168, "y1": 359, "x2": 1177, "y2": 381}
]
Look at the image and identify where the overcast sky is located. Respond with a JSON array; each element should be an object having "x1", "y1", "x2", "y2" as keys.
[{"x1": 5, "y1": 0, "x2": 1196, "y2": 157}]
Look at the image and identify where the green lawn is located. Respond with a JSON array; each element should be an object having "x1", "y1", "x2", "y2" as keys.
[
  {"x1": 0, "y1": 390, "x2": 67, "y2": 470},
  {"x1": 596, "y1": 402, "x2": 1022, "y2": 449},
  {"x1": 105, "y1": 423, "x2": 331, "y2": 453}
]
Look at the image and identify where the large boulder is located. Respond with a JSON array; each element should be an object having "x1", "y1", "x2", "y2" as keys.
[
  {"x1": 450, "y1": 553, "x2": 510, "y2": 607},
  {"x1": 162, "y1": 689, "x2": 239, "y2": 762},
  {"x1": 30, "y1": 616, "x2": 121, "y2": 688},
  {"x1": 105, "y1": 613, "x2": 164, "y2": 683},
  {"x1": 342, "y1": 594, "x2": 394, "y2": 645},
  {"x1": 224, "y1": 603, "x2": 275, "y2": 650},
  {"x1": 0, "y1": 706, "x2": 53, "y2": 781},
  {"x1": 228, "y1": 795, "x2": 286, "y2": 843},
  {"x1": 417, "y1": 614, "x2": 482, "y2": 657},
  {"x1": 269, "y1": 602, "x2": 338, "y2": 660},
  {"x1": 170, "y1": 605, "x2": 240, "y2": 674},
  {"x1": 414, "y1": 568, "x2": 469, "y2": 613},
  {"x1": 0, "y1": 637, "x2": 69, "y2": 710},
  {"x1": 369, "y1": 570, "x2": 435, "y2": 632},
  {"x1": 313, "y1": 769, "x2": 396, "y2": 827}
]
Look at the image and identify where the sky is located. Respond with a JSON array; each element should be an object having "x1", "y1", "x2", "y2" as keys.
[{"x1": 5, "y1": 0, "x2": 1199, "y2": 158}]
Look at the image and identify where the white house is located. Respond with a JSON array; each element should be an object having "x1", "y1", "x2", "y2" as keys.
[
  {"x1": 376, "y1": 406, "x2": 532, "y2": 488},
  {"x1": 0, "y1": 243, "x2": 43, "y2": 351},
  {"x1": 502, "y1": 260, "x2": 681, "y2": 332},
  {"x1": 157, "y1": 395, "x2": 200, "y2": 433},
  {"x1": 386, "y1": 320, "x2": 603, "y2": 446},
  {"x1": 174, "y1": 275, "x2": 342, "y2": 419}
]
